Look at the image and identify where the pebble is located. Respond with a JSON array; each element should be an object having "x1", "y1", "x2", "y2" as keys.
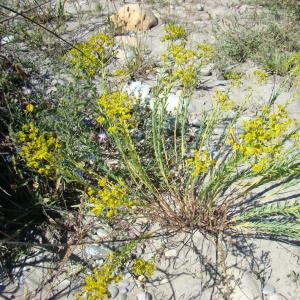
[
  {"x1": 124, "y1": 272, "x2": 132, "y2": 279},
  {"x1": 120, "y1": 287, "x2": 128, "y2": 294},
  {"x1": 214, "y1": 80, "x2": 228, "y2": 86},
  {"x1": 138, "y1": 275, "x2": 146, "y2": 282},
  {"x1": 165, "y1": 249, "x2": 178, "y2": 258},
  {"x1": 124, "y1": 81, "x2": 151, "y2": 101},
  {"x1": 196, "y1": 4, "x2": 204, "y2": 11},
  {"x1": 46, "y1": 87, "x2": 57, "y2": 94},
  {"x1": 108, "y1": 285, "x2": 119, "y2": 298},
  {"x1": 200, "y1": 64, "x2": 213, "y2": 76},
  {"x1": 166, "y1": 93, "x2": 180, "y2": 113},
  {"x1": 1, "y1": 35, "x2": 14, "y2": 44},
  {"x1": 137, "y1": 291, "x2": 153, "y2": 300},
  {"x1": 241, "y1": 271, "x2": 261, "y2": 299},
  {"x1": 84, "y1": 245, "x2": 106, "y2": 258},
  {"x1": 119, "y1": 280, "x2": 130, "y2": 288},
  {"x1": 190, "y1": 118, "x2": 201, "y2": 128},
  {"x1": 160, "y1": 278, "x2": 168, "y2": 284},
  {"x1": 263, "y1": 283, "x2": 276, "y2": 295},
  {"x1": 96, "y1": 228, "x2": 108, "y2": 238},
  {"x1": 119, "y1": 288, "x2": 128, "y2": 300}
]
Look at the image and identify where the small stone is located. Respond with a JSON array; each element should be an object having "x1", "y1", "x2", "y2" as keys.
[
  {"x1": 120, "y1": 288, "x2": 128, "y2": 300},
  {"x1": 166, "y1": 94, "x2": 180, "y2": 113},
  {"x1": 124, "y1": 273, "x2": 132, "y2": 279},
  {"x1": 120, "y1": 287, "x2": 128, "y2": 294},
  {"x1": 196, "y1": 4, "x2": 204, "y2": 11},
  {"x1": 165, "y1": 249, "x2": 178, "y2": 258},
  {"x1": 84, "y1": 245, "x2": 106, "y2": 258},
  {"x1": 263, "y1": 283, "x2": 276, "y2": 295},
  {"x1": 160, "y1": 278, "x2": 168, "y2": 284},
  {"x1": 190, "y1": 118, "x2": 201, "y2": 128},
  {"x1": 108, "y1": 285, "x2": 119, "y2": 298},
  {"x1": 137, "y1": 291, "x2": 153, "y2": 300},
  {"x1": 1, "y1": 35, "x2": 14, "y2": 44},
  {"x1": 215, "y1": 80, "x2": 227, "y2": 86},
  {"x1": 200, "y1": 64, "x2": 213, "y2": 76},
  {"x1": 119, "y1": 280, "x2": 130, "y2": 288},
  {"x1": 138, "y1": 275, "x2": 146, "y2": 282},
  {"x1": 46, "y1": 87, "x2": 57, "y2": 94},
  {"x1": 110, "y1": 4, "x2": 158, "y2": 31},
  {"x1": 22, "y1": 87, "x2": 32, "y2": 95},
  {"x1": 96, "y1": 228, "x2": 108, "y2": 238},
  {"x1": 124, "y1": 81, "x2": 151, "y2": 101}
]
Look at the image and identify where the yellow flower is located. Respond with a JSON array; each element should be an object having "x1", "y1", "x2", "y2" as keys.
[
  {"x1": 64, "y1": 32, "x2": 115, "y2": 78},
  {"x1": 225, "y1": 71, "x2": 242, "y2": 87},
  {"x1": 214, "y1": 90, "x2": 235, "y2": 110},
  {"x1": 26, "y1": 103, "x2": 34, "y2": 112},
  {"x1": 80, "y1": 255, "x2": 122, "y2": 300},
  {"x1": 253, "y1": 69, "x2": 269, "y2": 84},
  {"x1": 88, "y1": 177, "x2": 136, "y2": 218},
  {"x1": 188, "y1": 150, "x2": 215, "y2": 177},
  {"x1": 98, "y1": 91, "x2": 136, "y2": 133},
  {"x1": 96, "y1": 116, "x2": 106, "y2": 124},
  {"x1": 132, "y1": 259, "x2": 156, "y2": 277},
  {"x1": 98, "y1": 177, "x2": 108, "y2": 187},
  {"x1": 17, "y1": 123, "x2": 60, "y2": 175},
  {"x1": 162, "y1": 23, "x2": 187, "y2": 42},
  {"x1": 229, "y1": 105, "x2": 296, "y2": 173},
  {"x1": 197, "y1": 43, "x2": 215, "y2": 64}
]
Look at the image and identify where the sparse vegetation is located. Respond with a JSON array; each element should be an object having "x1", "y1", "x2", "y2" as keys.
[
  {"x1": 215, "y1": 0, "x2": 300, "y2": 74},
  {"x1": 1, "y1": 1, "x2": 300, "y2": 299}
]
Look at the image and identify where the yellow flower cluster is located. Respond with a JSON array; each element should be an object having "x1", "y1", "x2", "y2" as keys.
[
  {"x1": 87, "y1": 177, "x2": 136, "y2": 218},
  {"x1": 80, "y1": 248, "x2": 156, "y2": 300},
  {"x1": 166, "y1": 44, "x2": 197, "y2": 65},
  {"x1": 229, "y1": 105, "x2": 295, "y2": 172},
  {"x1": 26, "y1": 103, "x2": 34, "y2": 112},
  {"x1": 132, "y1": 258, "x2": 156, "y2": 277},
  {"x1": 80, "y1": 254, "x2": 122, "y2": 300},
  {"x1": 161, "y1": 23, "x2": 187, "y2": 42},
  {"x1": 64, "y1": 33, "x2": 114, "y2": 78},
  {"x1": 172, "y1": 65, "x2": 197, "y2": 89},
  {"x1": 225, "y1": 71, "x2": 242, "y2": 87},
  {"x1": 288, "y1": 53, "x2": 300, "y2": 75},
  {"x1": 17, "y1": 123, "x2": 60, "y2": 175},
  {"x1": 97, "y1": 91, "x2": 136, "y2": 133},
  {"x1": 188, "y1": 150, "x2": 215, "y2": 177},
  {"x1": 163, "y1": 43, "x2": 198, "y2": 89},
  {"x1": 214, "y1": 90, "x2": 235, "y2": 110},
  {"x1": 161, "y1": 25, "x2": 214, "y2": 90},
  {"x1": 196, "y1": 43, "x2": 215, "y2": 64},
  {"x1": 253, "y1": 69, "x2": 269, "y2": 84}
]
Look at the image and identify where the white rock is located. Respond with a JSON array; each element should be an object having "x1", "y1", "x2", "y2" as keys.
[
  {"x1": 108, "y1": 285, "x2": 119, "y2": 298},
  {"x1": 160, "y1": 278, "x2": 168, "y2": 284},
  {"x1": 138, "y1": 275, "x2": 146, "y2": 282},
  {"x1": 96, "y1": 228, "x2": 108, "y2": 238},
  {"x1": 190, "y1": 117, "x2": 201, "y2": 127},
  {"x1": 137, "y1": 291, "x2": 153, "y2": 300},
  {"x1": 263, "y1": 283, "x2": 276, "y2": 295},
  {"x1": 120, "y1": 287, "x2": 128, "y2": 294},
  {"x1": 124, "y1": 81, "x2": 151, "y2": 101},
  {"x1": 165, "y1": 248, "x2": 178, "y2": 258},
  {"x1": 166, "y1": 93, "x2": 180, "y2": 113},
  {"x1": 119, "y1": 280, "x2": 130, "y2": 287},
  {"x1": 196, "y1": 4, "x2": 204, "y2": 11},
  {"x1": 200, "y1": 64, "x2": 213, "y2": 76},
  {"x1": 1, "y1": 35, "x2": 14, "y2": 44},
  {"x1": 84, "y1": 245, "x2": 106, "y2": 258}
]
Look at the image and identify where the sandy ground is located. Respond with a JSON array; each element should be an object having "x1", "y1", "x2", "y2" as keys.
[{"x1": 1, "y1": 0, "x2": 300, "y2": 299}]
